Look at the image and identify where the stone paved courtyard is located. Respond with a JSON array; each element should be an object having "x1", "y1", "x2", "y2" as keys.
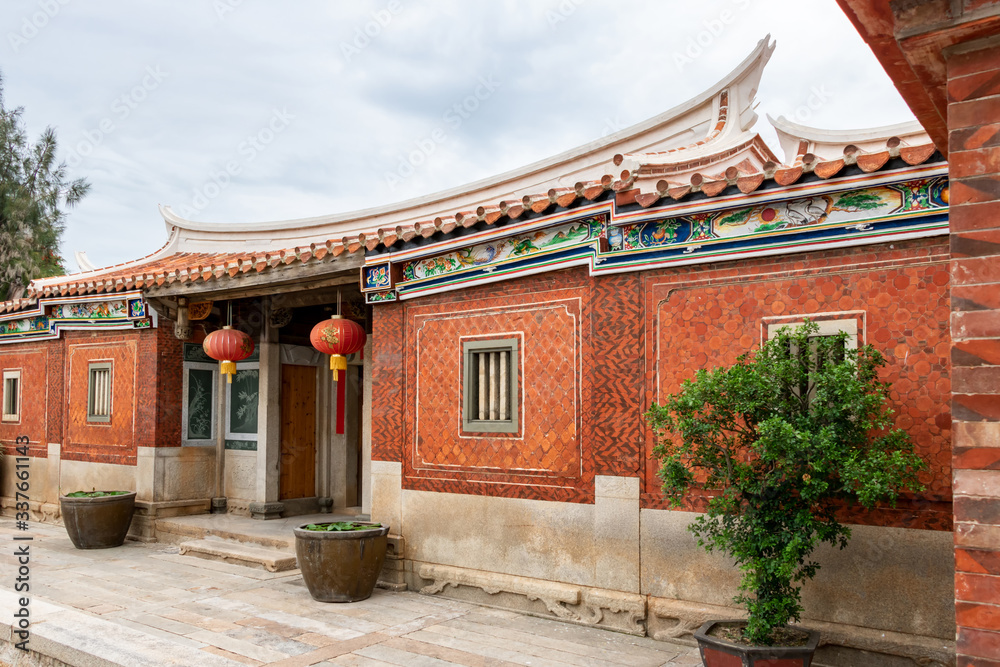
[{"x1": 0, "y1": 519, "x2": 701, "y2": 666}]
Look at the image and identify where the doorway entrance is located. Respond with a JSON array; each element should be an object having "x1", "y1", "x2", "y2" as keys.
[{"x1": 279, "y1": 364, "x2": 317, "y2": 500}]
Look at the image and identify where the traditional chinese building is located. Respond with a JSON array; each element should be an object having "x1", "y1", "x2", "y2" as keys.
[{"x1": 0, "y1": 38, "x2": 958, "y2": 664}]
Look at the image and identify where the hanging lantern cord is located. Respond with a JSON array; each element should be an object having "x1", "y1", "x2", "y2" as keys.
[{"x1": 224, "y1": 300, "x2": 238, "y2": 382}]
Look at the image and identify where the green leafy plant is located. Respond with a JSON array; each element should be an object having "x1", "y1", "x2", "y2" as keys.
[
  {"x1": 65, "y1": 490, "x2": 129, "y2": 498},
  {"x1": 303, "y1": 522, "x2": 381, "y2": 532},
  {"x1": 646, "y1": 320, "x2": 925, "y2": 646}
]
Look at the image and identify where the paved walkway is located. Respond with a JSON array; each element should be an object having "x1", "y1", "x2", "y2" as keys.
[{"x1": 0, "y1": 519, "x2": 701, "y2": 666}]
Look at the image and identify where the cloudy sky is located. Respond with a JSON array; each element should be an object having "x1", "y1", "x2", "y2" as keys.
[{"x1": 0, "y1": 0, "x2": 916, "y2": 271}]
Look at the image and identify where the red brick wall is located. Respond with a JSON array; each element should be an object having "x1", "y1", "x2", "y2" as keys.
[
  {"x1": 372, "y1": 236, "x2": 953, "y2": 527},
  {"x1": 947, "y1": 40, "x2": 1000, "y2": 663},
  {"x1": 0, "y1": 345, "x2": 50, "y2": 458},
  {"x1": 372, "y1": 302, "x2": 405, "y2": 463},
  {"x1": 61, "y1": 326, "x2": 183, "y2": 464},
  {"x1": 64, "y1": 334, "x2": 140, "y2": 465},
  {"x1": 153, "y1": 323, "x2": 183, "y2": 448},
  {"x1": 641, "y1": 237, "x2": 953, "y2": 531},
  {"x1": 0, "y1": 323, "x2": 182, "y2": 466}
]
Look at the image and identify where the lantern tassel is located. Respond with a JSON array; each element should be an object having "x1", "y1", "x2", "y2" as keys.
[
  {"x1": 220, "y1": 360, "x2": 236, "y2": 383},
  {"x1": 331, "y1": 354, "x2": 347, "y2": 382}
]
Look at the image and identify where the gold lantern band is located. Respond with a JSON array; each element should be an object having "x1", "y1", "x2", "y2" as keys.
[
  {"x1": 330, "y1": 354, "x2": 348, "y2": 381},
  {"x1": 220, "y1": 360, "x2": 237, "y2": 383}
]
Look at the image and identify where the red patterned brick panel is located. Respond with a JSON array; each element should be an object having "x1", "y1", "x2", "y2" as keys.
[
  {"x1": 153, "y1": 323, "x2": 182, "y2": 448},
  {"x1": 957, "y1": 604, "x2": 1000, "y2": 637},
  {"x1": 640, "y1": 237, "x2": 952, "y2": 530},
  {"x1": 958, "y1": 572, "x2": 1000, "y2": 606},
  {"x1": 958, "y1": 656, "x2": 1000, "y2": 667},
  {"x1": 63, "y1": 333, "x2": 140, "y2": 466},
  {"x1": 0, "y1": 345, "x2": 48, "y2": 458},
  {"x1": 587, "y1": 272, "x2": 644, "y2": 476},
  {"x1": 950, "y1": 199, "x2": 1000, "y2": 232},
  {"x1": 46, "y1": 339, "x2": 64, "y2": 445},
  {"x1": 135, "y1": 326, "x2": 158, "y2": 449},
  {"x1": 956, "y1": 497, "x2": 1000, "y2": 525},
  {"x1": 372, "y1": 302, "x2": 404, "y2": 462},
  {"x1": 957, "y1": 549, "x2": 1000, "y2": 575},
  {"x1": 398, "y1": 269, "x2": 594, "y2": 502},
  {"x1": 954, "y1": 393, "x2": 1000, "y2": 422}
]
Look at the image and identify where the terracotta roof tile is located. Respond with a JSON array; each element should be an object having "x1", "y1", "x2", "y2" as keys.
[
  {"x1": 813, "y1": 158, "x2": 845, "y2": 179},
  {"x1": 901, "y1": 144, "x2": 937, "y2": 165},
  {"x1": 773, "y1": 166, "x2": 804, "y2": 186},
  {"x1": 737, "y1": 173, "x2": 766, "y2": 193},
  {"x1": 856, "y1": 151, "x2": 891, "y2": 172},
  {"x1": 701, "y1": 180, "x2": 729, "y2": 197}
]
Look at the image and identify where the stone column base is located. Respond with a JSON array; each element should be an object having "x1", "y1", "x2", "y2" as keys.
[
  {"x1": 376, "y1": 534, "x2": 407, "y2": 592},
  {"x1": 249, "y1": 501, "x2": 284, "y2": 520},
  {"x1": 131, "y1": 499, "x2": 212, "y2": 542},
  {"x1": 317, "y1": 497, "x2": 333, "y2": 513},
  {"x1": 211, "y1": 497, "x2": 228, "y2": 514}
]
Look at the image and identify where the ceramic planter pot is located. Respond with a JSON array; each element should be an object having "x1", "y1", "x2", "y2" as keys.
[
  {"x1": 294, "y1": 522, "x2": 389, "y2": 602},
  {"x1": 695, "y1": 620, "x2": 820, "y2": 667},
  {"x1": 59, "y1": 491, "x2": 136, "y2": 549}
]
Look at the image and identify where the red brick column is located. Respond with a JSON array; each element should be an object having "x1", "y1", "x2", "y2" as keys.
[
  {"x1": 947, "y1": 37, "x2": 1000, "y2": 665},
  {"x1": 370, "y1": 302, "x2": 405, "y2": 462}
]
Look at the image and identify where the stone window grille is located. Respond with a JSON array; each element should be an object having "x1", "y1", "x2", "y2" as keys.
[
  {"x1": 87, "y1": 362, "x2": 113, "y2": 423},
  {"x1": 2, "y1": 370, "x2": 20, "y2": 423},
  {"x1": 463, "y1": 338, "x2": 519, "y2": 434}
]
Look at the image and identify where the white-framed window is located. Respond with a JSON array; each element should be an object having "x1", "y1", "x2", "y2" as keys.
[
  {"x1": 225, "y1": 360, "x2": 260, "y2": 445},
  {"x1": 183, "y1": 361, "x2": 218, "y2": 446},
  {"x1": 766, "y1": 319, "x2": 858, "y2": 402},
  {"x1": 2, "y1": 370, "x2": 21, "y2": 423},
  {"x1": 462, "y1": 338, "x2": 519, "y2": 434},
  {"x1": 87, "y1": 362, "x2": 113, "y2": 423}
]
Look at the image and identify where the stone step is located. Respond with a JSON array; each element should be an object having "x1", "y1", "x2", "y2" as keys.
[{"x1": 178, "y1": 538, "x2": 297, "y2": 572}]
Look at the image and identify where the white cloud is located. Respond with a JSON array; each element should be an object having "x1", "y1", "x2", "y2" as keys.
[{"x1": 0, "y1": 0, "x2": 917, "y2": 270}]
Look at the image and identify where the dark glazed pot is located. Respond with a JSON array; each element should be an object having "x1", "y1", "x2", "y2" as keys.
[
  {"x1": 294, "y1": 522, "x2": 389, "y2": 603},
  {"x1": 695, "y1": 620, "x2": 820, "y2": 667},
  {"x1": 59, "y1": 491, "x2": 136, "y2": 549}
]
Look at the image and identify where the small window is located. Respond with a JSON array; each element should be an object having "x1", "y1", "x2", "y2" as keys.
[
  {"x1": 767, "y1": 319, "x2": 858, "y2": 403},
  {"x1": 462, "y1": 338, "x2": 519, "y2": 434},
  {"x1": 2, "y1": 370, "x2": 21, "y2": 422},
  {"x1": 87, "y1": 362, "x2": 112, "y2": 423}
]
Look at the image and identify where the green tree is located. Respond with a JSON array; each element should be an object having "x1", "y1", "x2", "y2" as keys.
[
  {"x1": 0, "y1": 72, "x2": 89, "y2": 301},
  {"x1": 646, "y1": 320, "x2": 925, "y2": 645}
]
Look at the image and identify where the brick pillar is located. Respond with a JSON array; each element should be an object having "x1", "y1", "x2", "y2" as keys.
[{"x1": 947, "y1": 36, "x2": 1000, "y2": 665}]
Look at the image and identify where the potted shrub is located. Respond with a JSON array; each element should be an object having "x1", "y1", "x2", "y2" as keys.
[
  {"x1": 645, "y1": 320, "x2": 925, "y2": 666},
  {"x1": 294, "y1": 520, "x2": 389, "y2": 602},
  {"x1": 59, "y1": 490, "x2": 136, "y2": 549}
]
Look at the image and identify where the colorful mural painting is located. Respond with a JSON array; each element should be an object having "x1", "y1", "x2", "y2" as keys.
[
  {"x1": 50, "y1": 299, "x2": 129, "y2": 320},
  {"x1": 612, "y1": 177, "x2": 948, "y2": 251},
  {"x1": 400, "y1": 215, "x2": 604, "y2": 282},
  {"x1": 0, "y1": 293, "x2": 152, "y2": 344},
  {"x1": 364, "y1": 264, "x2": 392, "y2": 291},
  {"x1": 0, "y1": 316, "x2": 49, "y2": 336}
]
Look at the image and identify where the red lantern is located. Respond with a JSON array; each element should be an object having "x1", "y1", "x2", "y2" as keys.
[
  {"x1": 203, "y1": 326, "x2": 254, "y2": 383},
  {"x1": 310, "y1": 315, "x2": 366, "y2": 381}
]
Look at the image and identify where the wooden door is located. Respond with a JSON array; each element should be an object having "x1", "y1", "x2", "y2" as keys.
[{"x1": 280, "y1": 364, "x2": 317, "y2": 500}]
